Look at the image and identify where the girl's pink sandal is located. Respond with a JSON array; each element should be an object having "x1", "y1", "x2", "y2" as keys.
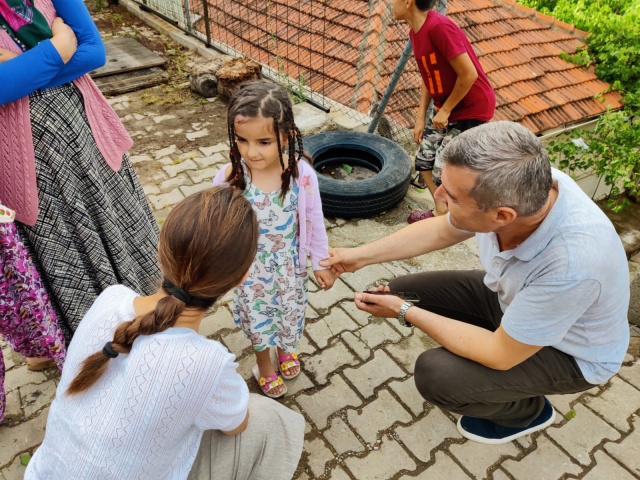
[
  {"x1": 252, "y1": 364, "x2": 287, "y2": 399},
  {"x1": 278, "y1": 352, "x2": 301, "y2": 380}
]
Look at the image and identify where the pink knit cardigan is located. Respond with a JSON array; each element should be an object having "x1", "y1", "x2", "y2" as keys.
[{"x1": 0, "y1": 0, "x2": 132, "y2": 225}]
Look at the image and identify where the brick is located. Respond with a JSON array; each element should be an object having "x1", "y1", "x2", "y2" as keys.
[
  {"x1": 343, "y1": 436, "x2": 416, "y2": 479},
  {"x1": 307, "y1": 278, "x2": 354, "y2": 313},
  {"x1": 386, "y1": 332, "x2": 439, "y2": 374},
  {"x1": 179, "y1": 183, "x2": 211, "y2": 197},
  {"x1": 3, "y1": 390, "x2": 22, "y2": 423},
  {"x1": 548, "y1": 404, "x2": 620, "y2": 465},
  {"x1": 199, "y1": 143, "x2": 229, "y2": 156},
  {"x1": 357, "y1": 319, "x2": 401, "y2": 349},
  {"x1": 343, "y1": 350, "x2": 405, "y2": 398},
  {"x1": 187, "y1": 167, "x2": 217, "y2": 184},
  {"x1": 305, "y1": 308, "x2": 359, "y2": 349},
  {"x1": 4, "y1": 367, "x2": 47, "y2": 394},
  {"x1": 199, "y1": 307, "x2": 234, "y2": 339},
  {"x1": 347, "y1": 389, "x2": 411, "y2": 445},
  {"x1": 324, "y1": 416, "x2": 364, "y2": 454},
  {"x1": 297, "y1": 376, "x2": 361, "y2": 430},
  {"x1": 154, "y1": 144, "x2": 177, "y2": 159},
  {"x1": 339, "y1": 263, "x2": 395, "y2": 292},
  {"x1": 413, "y1": 451, "x2": 473, "y2": 479},
  {"x1": 304, "y1": 341, "x2": 356, "y2": 385},
  {"x1": 548, "y1": 385, "x2": 599, "y2": 416},
  {"x1": 584, "y1": 377, "x2": 640, "y2": 432},
  {"x1": 339, "y1": 301, "x2": 371, "y2": 327},
  {"x1": 160, "y1": 173, "x2": 191, "y2": 192},
  {"x1": 341, "y1": 331, "x2": 370, "y2": 361},
  {"x1": 20, "y1": 380, "x2": 57, "y2": 418},
  {"x1": 162, "y1": 159, "x2": 198, "y2": 178},
  {"x1": 148, "y1": 189, "x2": 185, "y2": 210},
  {"x1": 304, "y1": 437, "x2": 335, "y2": 478},
  {"x1": 186, "y1": 129, "x2": 209, "y2": 141},
  {"x1": 388, "y1": 377, "x2": 427, "y2": 417},
  {"x1": 604, "y1": 416, "x2": 640, "y2": 476},
  {"x1": 449, "y1": 437, "x2": 519, "y2": 479},
  {"x1": 582, "y1": 450, "x2": 637, "y2": 480},
  {"x1": 618, "y1": 360, "x2": 640, "y2": 390},
  {"x1": 0, "y1": 407, "x2": 48, "y2": 465},
  {"x1": 395, "y1": 408, "x2": 461, "y2": 462},
  {"x1": 502, "y1": 435, "x2": 583, "y2": 479}
]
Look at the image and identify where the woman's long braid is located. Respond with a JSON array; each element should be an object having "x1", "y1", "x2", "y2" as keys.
[{"x1": 66, "y1": 295, "x2": 185, "y2": 395}]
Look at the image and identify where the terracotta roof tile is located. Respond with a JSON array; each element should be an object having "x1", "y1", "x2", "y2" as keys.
[{"x1": 200, "y1": 0, "x2": 620, "y2": 134}]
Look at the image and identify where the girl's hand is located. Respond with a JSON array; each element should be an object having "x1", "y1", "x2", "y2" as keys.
[
  {"x1": 314, "y1": 268, "x2": 335, "y2": 291},
  {"x1": 0, "y1": 48, "x2": 19, "y2": 63},
  {"x1": 50, "y1": 17, "x2": 78, "y2": 64}
]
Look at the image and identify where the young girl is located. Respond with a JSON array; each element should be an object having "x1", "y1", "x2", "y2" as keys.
[
  {"x1": 213, "y1": 80, "x2": 334, "y2": 399},
  {"x1": 25, "y1": 187, "x2": 305, "y2": 480}
]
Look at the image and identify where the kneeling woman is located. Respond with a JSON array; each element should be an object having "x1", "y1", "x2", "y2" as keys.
[{"x1": 25, "y1": 187, "x2": 305, "y2": 480}]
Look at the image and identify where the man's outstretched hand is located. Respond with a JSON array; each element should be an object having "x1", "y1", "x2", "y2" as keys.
[{"x1": 319, "y1": 247, "x2": 366, "y2": 278}]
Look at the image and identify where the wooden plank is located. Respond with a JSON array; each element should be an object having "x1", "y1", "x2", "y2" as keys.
[
  {"x1": 90, "y1": 37, "x2": 166, "y2": 78},
  {"x1": 94, "y1": 67, "x2": 168, "y2": 96}
]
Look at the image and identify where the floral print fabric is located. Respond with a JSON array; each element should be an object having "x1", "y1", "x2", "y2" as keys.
[
  {"x1": 0, "y1": 216, "x2": 65, "y2": 423},
  {"x1": 232, "y1": 176, "x2": 308, "y2": 353}
]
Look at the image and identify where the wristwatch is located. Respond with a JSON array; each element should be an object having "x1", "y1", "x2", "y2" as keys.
[{"x1": 397, "y1": 301, "x2": 414, "y2": 327}]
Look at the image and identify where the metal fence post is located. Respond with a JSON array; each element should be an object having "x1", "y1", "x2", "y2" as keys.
[{"x1": 367, "y1": 39, "x2": 412, "y2": 134}]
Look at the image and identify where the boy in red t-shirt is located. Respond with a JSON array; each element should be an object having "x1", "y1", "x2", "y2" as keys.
[{"x1": 391, "y1": 0, "x2": 496, "y2": 223}]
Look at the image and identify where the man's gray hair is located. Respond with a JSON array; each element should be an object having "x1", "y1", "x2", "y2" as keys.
[{"x1": 441, "y1": 121, "x2": 552, "y2": 216}]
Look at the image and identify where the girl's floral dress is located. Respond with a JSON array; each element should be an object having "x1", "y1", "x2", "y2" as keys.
[
  {"x1": 0, "y1": 203, "x2": 66, "y2": 423},
  {"x1": 232, "y1": 171, "x2": 308, "y2": 353}
]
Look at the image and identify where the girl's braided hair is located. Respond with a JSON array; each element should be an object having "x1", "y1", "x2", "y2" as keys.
[
  {"x1": 226, "y1": 79, "x2": 308, "y2": 200},
  {"x1": 66, "y1": 187, "x2": 258, "y2": 395}
]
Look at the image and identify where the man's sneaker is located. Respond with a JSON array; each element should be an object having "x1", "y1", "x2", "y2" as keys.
[
  {"x1": 456, "y1": 398, "x2": 555, "y2": 445},
  {"x1": 407, "y1": 210, "x2": 434, "y2": 224}
]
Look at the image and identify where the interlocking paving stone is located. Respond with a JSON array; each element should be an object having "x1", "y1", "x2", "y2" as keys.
[
  {"x1": 448, "y1": 437, "x2": 519, "y2": 479},
  {"x1": 186, "y1": 129, "x2": 209, "y2": 141},
  {"x1": 297, "y1": 375, "x2": 361, "y2": 430},
  {"x1": 0, "y1": 407, "x2": 48, "y2": 466},
  {"x1": 357, "y1": 319, "x2": 402, "y2": 349},
  {"x1": 0, "y1": 455, "x2": 26, "y2": 480},
  {"x1": 502, "y1": 435, "x2": 583, "y2": 479},
  {"x1": 582, "y1": 450, "x2": 637, "y2": 480},
  {"x1": 283, "y1": 371, "x2": 314, "y2": 396},
  {"x1": 288, "y1": 405, "x2": 311, "y2": 435},
  {"x1": 323, "y1": 466, "x2": 351, "y2": 479},
  {"x1": 548, "y1": 386, "x2": 600, "y2": 416},
  {"x1": 307, "y1": 279, "x2": 354, "y2": 313},
  {"x1": 347, "y1": 388, "x2": 412, "y2": 445},
  {"x1": 343, "y1": 436, "x2": 417, "y2": 480},
  {"x1": 297, "y1": 333, "x2": 317, "y2": 357},
  {"x1": 303, "y1": 341, "x2": 356, "y2": 385},
  {"x1": 199, "y1": 307, "x2": 234, "y2": 338},
  {"x1": 324, "y1": 416, "x2": 364, "y2": 454},
  {"x1": 395, "y1": 408, "x2": 461, "y2": 463},
  {"x1": 339, "y1": 263, "x2": 395, "y2": 292},
  {"x1": 388, "y1": 377, "x2": 427, "y2": 417},
  {"x1": 548, "y1": 404, "x2": 620, "y2": 465},
  {"x1": 3, "y1": 391, "x2": 21, "y2": 423},
  {"x1": 162, "y1": 159, "x2": 198, "y2": 178},
  {"x1": 154, "y1": 144, "x2": 177, "y2": 159},
  {"x1": 4, "y1": 367, "x2": 47, "y2": 394},
  {"x1": 159, "y1": 173, "x2": 191, "y2": 191},
  {"x1": 343, "y1": 350, "x2": 405, "y2": 398},
  {"x1": 186, "y1": 166, "x2": 217, "y2": 184},
  {"x1": 410, "y1": 451, "x2": 473, "y2": 479},
  {"x1": 583, "y1": 377, "x2": 640, "y2": 432},
  {"x1": 219, "y1": 329, "x2": 249, "y2": 355},
  {"x1": 340, "y1": 331, "x2": 371, "y2": 362},
  {"x1": 148, "y1": 188, "x2": 185, "y2": 210},
  {"x1": 618, "y1": 360, "x2": 640, "y2": 390},
  {"x1": 490, "y1": 468, "x2": 512, "y2": 480},
  {"x1": 193, "y1": 153, "x2": 227, "y2": 169},
  {"x1": 179, "y1": 182, "x2": 211, "y2": 197},
  {"x1": 339, "y1": 301, "x2": 372, "y2": 327},
  {"x1": 199, "y1": 143, "x2": 228, "y2": 156},
  {"x1": 604, "y1": 415, "x2": 640, "y2": 476},
  {"x1": 20, "y1": 380, "x2": 57, "y2": 418},
  {"x1": 386, "y1": 331, "x2": 439, "y2": 374},
  {"x1": 305, "y1": 305, "x2": 320, "y2": 320},
  {"x1": 304, "y1": 437, "x2": 334, "y2": 478},
  {"x1": 305, "y1": 309, "x2": 359, "y2": 349},
  {"x1": 2, "y1": 347, "x2": 16, "y2": 370}
]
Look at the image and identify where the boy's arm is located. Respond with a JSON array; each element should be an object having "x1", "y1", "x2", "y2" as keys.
[
  {"x1": 432, "y1": 53, "x2": 477, "y2": 129},
  {"x1": 414, "y1": 82, "x2": 431, "y2": 143}
]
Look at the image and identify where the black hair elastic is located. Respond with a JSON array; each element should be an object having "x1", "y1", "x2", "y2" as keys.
[
  {"x1": 162, "y1": 278, "x2": 217, "y2": 310},
  {"x1": 103, "y1": 342, "x2": 119, "y2": 359}
]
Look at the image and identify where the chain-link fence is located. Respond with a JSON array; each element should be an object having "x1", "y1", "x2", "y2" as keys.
[{"x1": 133, "y1": 0, "x2": 434, "y2": 150}]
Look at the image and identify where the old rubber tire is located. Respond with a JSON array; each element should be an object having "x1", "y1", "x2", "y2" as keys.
[{"x1": 305, "y1": 131, "x2": 412, "y2": 218}]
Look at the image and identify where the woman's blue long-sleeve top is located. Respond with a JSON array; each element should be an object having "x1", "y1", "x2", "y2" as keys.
[{"x1": 0, "y1": 0, "x2": 106, "y2": 105}]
